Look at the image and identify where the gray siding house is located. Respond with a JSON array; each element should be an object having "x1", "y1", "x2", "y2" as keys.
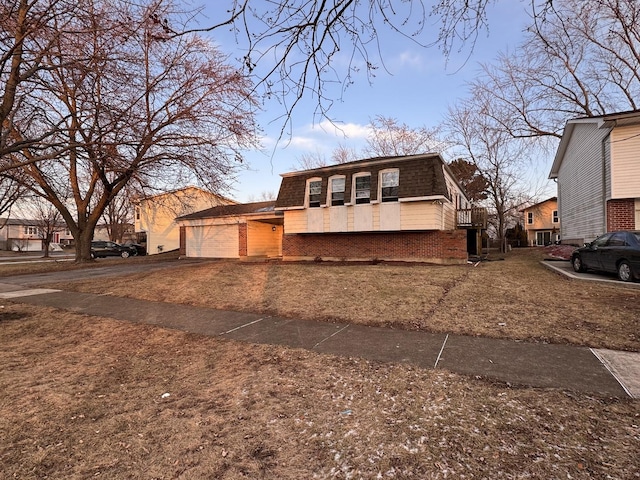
[{"x1": 549, "y1": 110, "x2": 640, "y2": 245}]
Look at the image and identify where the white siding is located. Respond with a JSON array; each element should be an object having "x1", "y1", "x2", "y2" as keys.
[
  {"x1": 186, "y1": 224, "x2": 238, "y2": 258},
  {"x1": 379, "y1": 202, "x2": 401, "y2": 230},
  {"x1": 138, "y1": 188, "x2": 232, "y2": 255},
  {"x1": 307, "y1": 208, "x2": 324, "y2": 232},
  {"x1": 604, "y1": 137, "x2": 611, "y2": 200},
  {"x1": 352, "y1": 204, "x2": 373, "y2": 231},
  {"x1": 400, "y1": 202, "x2": 444, "y2": 230},
  {"x1": 443, "y1": 202, "x2": 457, "y2": 230},
  {"x1": 329, "y1": 206, "x2": 348, "y2": 232},
  {"x1": 610, "y1": 124, "x2": 640, "y2": 199},
  {"x1": 557, "y1": 123, "x2": 608, "y2": 243},
  {"x1": 283, "y1": 210, "x2": 306, "y2": 233}
]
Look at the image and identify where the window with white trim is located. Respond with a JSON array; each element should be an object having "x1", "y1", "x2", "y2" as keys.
[
  {"x1": 307, "y1": 179, "x2": 322, "y2": 208},
  {"x1": 24, "y1": 226, "x2": 38, "y2": 235},
  {"x1": 380, "y1": 169, "x2": 399, "y2": 202},
  {"x1": 353, "y1": 173, "x2": 371, "y2": 204},
  {"x1": 527, "y1": 212, "x2": 533, "y2": 224},
  {"x1": 552, "y1": 210, "x2": 559, "y2": 223},
  {"x1": 329, "y1": 176, "x2": 346, "y2": 206}
]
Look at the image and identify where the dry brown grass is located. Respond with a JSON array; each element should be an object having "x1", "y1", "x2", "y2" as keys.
[
  {"x1": 52, "y1": 249, "x2": 640, "y2": 351},
  {"x1": 1, "y1": 303, "x2": 638, "y2": 479},
  {"x1": 0, "y1": 250, "x2": 180, "y2": 276}
]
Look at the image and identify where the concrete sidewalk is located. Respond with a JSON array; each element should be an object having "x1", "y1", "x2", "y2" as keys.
[{"x1": 1, "y1": 282, "x2": 638, "y2": 399}]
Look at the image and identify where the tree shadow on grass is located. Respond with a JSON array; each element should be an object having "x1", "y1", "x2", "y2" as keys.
[{"x1": 0, "y1": 310, "x2": 29, "y2": 322}]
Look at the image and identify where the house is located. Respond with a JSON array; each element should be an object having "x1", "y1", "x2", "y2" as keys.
[
  {"x1": 549, "y1": 109, "x2": 640, "y2": 245},
  {"x1": 134, "y1": 187, "x2": 235, "y2": 255},
  {"x1": 177, "y1": 154, "x2": 486, "y2": 264},
  {"x1": 0, "y1": 218, "x2": 74, "y2": 251},
  {"x1": 92, "y1": 223, "x2": 135, "y2": 243},
  {"x1": 273, "y1": 153, "x2": 484, "y2": 263},
  {"x1": 521, "y1": 197, "x2": 560, "y2": 246},
  {"x1": 177, "y1": 201, "x2": 283, "y2": 259}
]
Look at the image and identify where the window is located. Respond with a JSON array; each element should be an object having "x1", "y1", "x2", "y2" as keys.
[
  {"x1": 592, "y1": 233, "x2": 612, "y2": 247},
  {"x1": 135, "y1": 207, "x2": 141, "y2": 220},
  {"x1": 24, "y1": 226, "x2": 38, "y2": 235},
  {"x1": 354, "y1": 174, "x2": 371, "y2": 204},
  {"x1": 308, "y1": 179, "x2": 322, "y2": 208},
  {"x1": 329, "y1": 176, "x2": 346, "y2": 206},
  {"x1": 608, "y1": 232, "x2": 627, "y2": 246},
  {"x1": 527, "y1": 212, "x2": 533, "y2": 224},
  {"x1": 380, "y1": 169, "x2": 399, "y2": 202},
  {"x1": 552, "y1": 210, "x2": 559, "y2": 223}
]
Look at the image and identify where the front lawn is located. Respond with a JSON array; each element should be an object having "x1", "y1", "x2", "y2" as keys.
[
  {"x1": 52, "y1": 248, "x2": 640, "y2": 351},
  {"x1": 1, "y1": 304, "x2": 638, "y2": 479}
]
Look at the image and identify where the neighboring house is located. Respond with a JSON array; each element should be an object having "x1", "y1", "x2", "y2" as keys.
[
  {"x1": 521, "y1": 197, "x2": 560, "y2": 246},
  {"x1": 0, "y1": 218, "x2": 73, "y2": 251},
  {"x1": 273, "y1": 153, "x2": 484, "y2": 263},
  {"x1": 177, "y1": 201, "x2": 283, "y2": 259},
  {"x1": 550, "y1": 109, "x2": 640, "y2": 245},
  {"x1": 134, "y1": 187, "x2": 235, "y2": 255},
  {"x1": 93, "y1": 223, "x2": 135, "y2": 243}
]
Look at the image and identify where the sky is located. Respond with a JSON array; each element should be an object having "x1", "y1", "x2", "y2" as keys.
[{"x1": 197, "y1": 2, "x2": 552, "y2": 203}]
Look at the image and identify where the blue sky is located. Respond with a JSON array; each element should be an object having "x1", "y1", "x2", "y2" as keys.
[{"x1": 199, "y1": 2, "x2": 549, "y2": 202}]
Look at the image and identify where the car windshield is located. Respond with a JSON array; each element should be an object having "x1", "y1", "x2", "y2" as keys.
[{"x1": 633, "y1": 233, "x2": 640, "y2": 243}]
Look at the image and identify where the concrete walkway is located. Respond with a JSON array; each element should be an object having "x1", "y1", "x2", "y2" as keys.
[{"x1": 1, "y1": 280, "x2": 638, "y2": 399}]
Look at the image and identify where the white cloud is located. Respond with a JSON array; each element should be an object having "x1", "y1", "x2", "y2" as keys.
[
  {"x1": 312, "y1": 120, "x2": 372, "y2": 139},
  {"x1": 396, "y1": 50, "x2": 424, "y2": 69}
]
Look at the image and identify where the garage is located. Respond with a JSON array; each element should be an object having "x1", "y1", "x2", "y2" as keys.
[
  {"x1": 178, "y1": 201, "x2": 284, "y2": 260},
  {"x1": 185, "y1": 224, "x2": 239, "y2": 258}
]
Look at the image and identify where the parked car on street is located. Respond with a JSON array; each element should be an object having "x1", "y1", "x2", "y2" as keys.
[
  {"x1": 123, "y1": 242, "x2": 147, "y2": 256},
  {"x1": 571, "y1": 231, "x2": 640, "y2": 282},
  {"x1": 90, "y1": 241, "x2": 137, "y2": 259}
]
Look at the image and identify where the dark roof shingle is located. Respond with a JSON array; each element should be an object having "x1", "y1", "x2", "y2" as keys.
[{"x1": 177, "y1": 201, "x2": 277, "y2": 221}]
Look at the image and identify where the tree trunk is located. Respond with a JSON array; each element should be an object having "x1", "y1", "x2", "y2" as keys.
[{"x1": 75, "y1": 228, "x2": 94, "y2": 262}]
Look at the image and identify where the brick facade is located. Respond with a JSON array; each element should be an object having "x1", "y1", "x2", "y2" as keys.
[
  {"x1": 607, "y1": 199, "x2": 636, "y2": 231},
  {"x1": 179, "y1": 226, "x2": 186, "y2": 256},
  {"x1": 282, "y1": 230, "x2": 468, "y2": 264},
  {"x1": 238, "y1": 223, "x2": 248, "y2": 257}
]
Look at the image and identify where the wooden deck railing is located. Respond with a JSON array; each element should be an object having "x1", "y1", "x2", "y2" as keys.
[{"x1": 457, "y1": 207, "x2": 487, "y2": 228}]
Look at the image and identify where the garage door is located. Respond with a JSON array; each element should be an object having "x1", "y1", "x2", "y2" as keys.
[{"x1": 186, "y1": 225, "x2": 239, "y2": 258}]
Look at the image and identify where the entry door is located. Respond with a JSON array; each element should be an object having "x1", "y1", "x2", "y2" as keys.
[{"x1": 536, "y1": 231, "x2": 551, "y2": 246}]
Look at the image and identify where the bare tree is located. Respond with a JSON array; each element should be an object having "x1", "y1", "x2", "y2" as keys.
[
  {"x1": 470, "y1": 0, "x2": 640, "y2": 140},
  {"x1": 0, "y1": 0, "x2": 76, "y2": 172},
  {"x1": 363, "y1": 115, "x2": 445, "y2": 157},
  {"x1": 293, "y1": 143, "x2": 358, "y2": 170},
  {"x1": 0, "y1": 175, "x2": 24, "y2": 220},
  {"x1": 445, "y1": 101, "x2": 536, "y2": 252},
  {"x1": 5, "y1": 0, "x2": 259, "y2": 262},
  {"x1": 246, "y1": 190, "x2": 277, "y2": 202},
  {"x1": 293, "y1": 115, "x2": 443, "y2": 170},
  {"x1": 179, "y1": 1, "x2": 507, "y2": 128},
  {"x1": 101, "y1": 189, "x2": 134, "y2": 243}
]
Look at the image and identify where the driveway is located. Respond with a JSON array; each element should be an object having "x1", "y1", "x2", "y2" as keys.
[
  {"x1": 542, "y1": 259, "x2": 640, "y2": 289},
  {"x1": 0, "y1": 257, "x2": 216, "y2": 287}
]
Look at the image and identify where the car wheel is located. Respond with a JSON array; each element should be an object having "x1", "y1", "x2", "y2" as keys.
[
  {"x1": 572, "y1": 255, "x2": 586, "y2": 273},
  {"x1": 617, "y1": 261, "x2": 632, "y2": 282},
  {"x1": 121, "y1": 250, "x2": 130, "y2": 258}
]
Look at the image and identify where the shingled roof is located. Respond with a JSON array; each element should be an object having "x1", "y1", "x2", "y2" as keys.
[
  {"x1": 177, "y1": 201, "x2": 277, "y2": 221},
  {"x1": 275, "y1": 153, "x2": 451, "y2": 209}
]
